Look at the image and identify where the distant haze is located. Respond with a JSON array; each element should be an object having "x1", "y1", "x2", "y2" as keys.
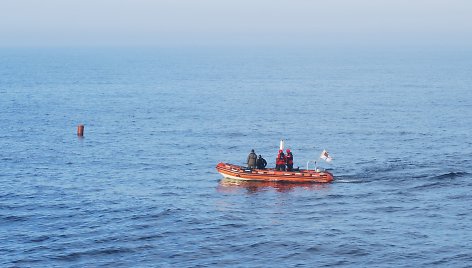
[{"x1": 1, "y1": 0, "x2": 471, "y2": 47}]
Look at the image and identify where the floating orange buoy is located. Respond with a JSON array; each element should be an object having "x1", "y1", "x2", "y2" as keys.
[{"x1": 77, "y1": 124, "x2": 84, "y2": 136}]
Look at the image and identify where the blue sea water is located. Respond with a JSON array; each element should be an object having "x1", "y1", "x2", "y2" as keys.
[{"x1": 1, "y1": 47, "x2": 472, "y2": 267}]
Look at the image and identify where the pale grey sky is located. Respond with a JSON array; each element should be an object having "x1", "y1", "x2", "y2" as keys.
[{"x1": 1, "y1": 0, "x2": 471, "y2": 47}]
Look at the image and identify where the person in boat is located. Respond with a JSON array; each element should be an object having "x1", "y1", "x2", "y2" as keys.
[
  {"x1": 276, "y1": 150, "x2": 286, "y2": 171},
  {"x1": 247, "y1": 149, "x2": 257, "y2": 169},
  {"x1": 256, "y1": 155, "x2": 267, "y2": 169},
  {"x1": 285, "y1": 149, "x2": 294, "y2": 171}
]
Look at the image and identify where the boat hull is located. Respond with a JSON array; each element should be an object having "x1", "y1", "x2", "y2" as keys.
[{"x1": 216, "y1": 162, "x2": 334, "y2": 183}]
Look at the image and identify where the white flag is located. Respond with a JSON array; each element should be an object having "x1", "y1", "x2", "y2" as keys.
[{"x1": 320, "y1": 149, "x2": 333, "y2": 162}]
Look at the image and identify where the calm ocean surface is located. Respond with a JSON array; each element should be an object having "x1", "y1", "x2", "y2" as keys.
[{"x1": 1, "y1": 47, "x2": 471, "y2": 267}]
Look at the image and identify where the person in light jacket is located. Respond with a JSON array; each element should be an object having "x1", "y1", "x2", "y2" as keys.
[{"x1": 247, "y1": 149, "x2": 257, "y2": 169}]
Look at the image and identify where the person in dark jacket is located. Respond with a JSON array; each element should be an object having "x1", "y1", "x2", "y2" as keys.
[
  {"x1": 247, "y1": 149, "x2": 257, "y2": 169},
  {"x1": 285, "y1": 149, "x2": 294, "y2": 171},
  {"x1": 275, "y1": 150, "x2": 286, "y2": 171},
  {"x1": 256, "y1": 155, "x2": 267, "y2": 169}
]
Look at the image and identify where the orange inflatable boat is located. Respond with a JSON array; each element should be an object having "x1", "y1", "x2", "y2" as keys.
[{"x1": 216, "y1": 162, "x2": 334, "y2": 183}]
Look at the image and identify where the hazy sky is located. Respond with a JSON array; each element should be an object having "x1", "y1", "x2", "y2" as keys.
[{"x1": 1, "y1": 0, "x2": 471, "y2": 47}]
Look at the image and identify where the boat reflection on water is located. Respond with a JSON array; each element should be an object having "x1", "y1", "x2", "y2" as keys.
[{"x1": 217, "y1": 178, "x2": 331, "y2": 194}]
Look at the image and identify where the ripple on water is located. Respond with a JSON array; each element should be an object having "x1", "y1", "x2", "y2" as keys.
[{"x1": 1, "y1": 48, "x2": 472, "y2": 267}]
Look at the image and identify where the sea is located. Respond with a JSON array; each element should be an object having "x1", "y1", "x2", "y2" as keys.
[{"x1": 1, "y1": 46, "x2": 471, "y2": 267}]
